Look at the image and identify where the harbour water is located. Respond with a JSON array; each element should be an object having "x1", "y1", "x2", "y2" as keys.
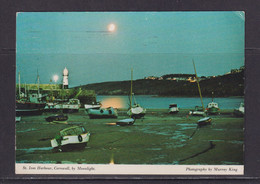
[{"x1": 97, "y1": 95, "x2": 244, "y2": 109}]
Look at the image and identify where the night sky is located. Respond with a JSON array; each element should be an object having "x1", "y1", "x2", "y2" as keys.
[{"x1": 16, "y1": 12, "x2": 244, "y2": 87}]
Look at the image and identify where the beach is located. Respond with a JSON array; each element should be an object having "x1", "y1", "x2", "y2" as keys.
[{"x1": 16, "y1": 108, "x2": 244, "y2": 165}]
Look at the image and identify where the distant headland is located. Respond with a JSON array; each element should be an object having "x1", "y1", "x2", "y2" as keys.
[{"x1": 75, "y1": 66, "x2": 244, "y2": 97}]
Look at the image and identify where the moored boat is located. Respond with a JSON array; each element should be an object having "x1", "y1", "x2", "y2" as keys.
[
  {"x1": 189, "y1": 106, "x2": 206, "y2": 116},
  {"x1": 51, "y1": 126, "x2": 90, "y2": 152},
  {"x1": 233, "y1": 103, "x2": 244, "y2": 117},
  {"x1": 206, "y1": 102, "x2": 220, "y2": 115},
  {"x1": 45, "y1": 114, "x2": 68, "y2": 122},
  {"x1": 44, "y1": 99, "x2": 80, "y2": 113},
  {"x1": 87, "y1": 107, "x2": 118, "y2": 119},
  {"x1": 16, "y1": 72, "x2": 46, "y2": 116},
  {"x1": 16, "y1": 100, "x2": 46, "y2": 116},
  {"x1": 206, "y1": 92, "x2": 220, "y2": 115},
  {"x1": 169, "y1": 103, "x2": 179, "y2": 114},
  {"x1": 84, "y1": 102, "x2": 102, "y2": 111},
  {"x1": 116, "y1": 118, "x2": 135, "y2": 126},
  {"x1": 127, "y1": 69, "x2": 146, "y2": 119},
  {"x1": 197, "y1": 117, "x2": 212, "y2": 127}
]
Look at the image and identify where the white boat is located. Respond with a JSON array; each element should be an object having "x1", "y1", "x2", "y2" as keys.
[
  {"x1": 189, "y1": 106, "x2": 206, "y2": 116},
  {"x1": 116, "y1": 118, "x2": 135, "y2": 126},
  {"x1": 45, "y1": 99, "x2": 80, "y2": 113},
  {"x1": 127, "y1": 69, "x2": 146, "y2": 119},
  {"x1": 197, "y1": 117, "x2": 212, "y2": 127},
  {"x1": 233, "y1": 103, "x2": 244, "y2": 117},
  {"x1": 84, "y1": 102, "x2": 101, "y2": 111},
  {"x1": 192, "y1": 60, "x2": 212, "y2": 127},
  {"x1": 87, "y1": 107, "x2": 118, "y2": 119},
  {"x1": 169, "y1": 103, "x2": 179, "y2": 114},
  {"x1": 51, "y1": 126, "x2": 90, "y2": 152}
]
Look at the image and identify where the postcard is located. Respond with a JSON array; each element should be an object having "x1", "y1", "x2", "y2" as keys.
[{"x1": 15, "y1": 11, "x2": 244, "y2": 175}]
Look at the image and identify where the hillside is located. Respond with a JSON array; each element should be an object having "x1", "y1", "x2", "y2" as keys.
[{"x1": 76, "y1": 70, "x2": 244, "y2": 97}]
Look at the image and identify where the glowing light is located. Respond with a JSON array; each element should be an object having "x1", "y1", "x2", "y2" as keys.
[
  {"x1": 100, "y1": 97, "x2": 126, "y2": 108},
  {"x1": 53, "y1": 75, "x2": 59, "y2": 82},
  {"x1": 108, "y1": 23, "x2": 116, "y2": 32}
]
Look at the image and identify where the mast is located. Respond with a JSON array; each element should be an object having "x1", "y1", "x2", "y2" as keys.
[
  {"x1": 37, "y1": 70, "x2": 40, "y2": 97},
  {"x1": 193, "y1": 60, "x2": 205, "y2": 113},
  {"x1": 18, "y1": 72, "x2": 21, "y2": 99},
  {"x1": 130, "y1": 68, "x2": 133, "y2": 109},
  {"x1": 25, "y1": 82, "x2": 27, "y2": 98}
]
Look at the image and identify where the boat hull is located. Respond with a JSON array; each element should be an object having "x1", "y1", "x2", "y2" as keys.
[
  {"x1": 87, "y1": 108, "x2": 118, "y2": 119},
  {"x1": 207, "y1": 107, "x2": 219, "y2": 115},
  {"x1": 16, "y1": 101, "x2": 46, "y2": 116},
  {"x1": 197, "y1": 117, "x2": 212, "y2": 127},
  {"x1": 51, "y1": 132, "x2": 90, "y2": 152},
  {"x1": 116, "y1": 118, "x2": 135, "y2": 126},
  {"x1": 45, "y1": 115, "x2": 68, "y2": 122}
]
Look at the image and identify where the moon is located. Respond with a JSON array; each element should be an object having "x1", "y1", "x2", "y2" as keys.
[{"x1": 108, "y1": 23, "x2": 116, "y2": 32}]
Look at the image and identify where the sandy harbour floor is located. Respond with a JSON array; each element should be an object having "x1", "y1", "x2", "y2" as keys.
[{"x1": 16, "y1": 108, "x2": 243, "y2": 165}]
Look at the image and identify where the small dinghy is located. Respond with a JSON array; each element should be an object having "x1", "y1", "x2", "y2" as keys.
[
  {"x1": 51, "y1": 125, "x2": 90, "y2": 152},
  {"x1": 116, "y1": 118, "x2": 135, "y2": 126},
  {"x1": 197, "y1": 117, "x2": 212, "y2": 127},
  {"x1": 45, "y1": 114, "x2": 68, "y2": 122}
]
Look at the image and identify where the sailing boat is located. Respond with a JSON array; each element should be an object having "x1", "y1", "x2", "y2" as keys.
[
  {"x1": 16, "y1": 72, "x2": 46, "y2": 116},
  {"x1": 127, "y1": 68, "x2": 146, "y2": 119},
  {"x1": 192, "y1": 61, "x2": 212, "y2": 127}
]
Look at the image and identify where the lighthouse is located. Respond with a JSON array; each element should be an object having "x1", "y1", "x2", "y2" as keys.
[{"x1": 63, "y1": 67, "x2": 69, "y2": 89}]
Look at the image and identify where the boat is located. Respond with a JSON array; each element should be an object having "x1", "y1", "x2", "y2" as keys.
[
  {"x1": 84, "y1": 102, "x2": 102, "y2": 111},
  {"x1": 16, "y1": 100, "x2": 46, "y2": 116},
  {"x1": 51, "y1": 125, "x2": 90, "y2": 152},
  {"x1": 192, "y1": 60, "x2": 212, "y2": 127},
  {"x1": 16, "y1": 72, "x2": 46, "y2": 116},
  {"x1": 87, "y1": 107, "x2": 118, "y2": 119},
  {"x1": 127, "y1": 69, "x2": 146, "y2": 119},
  {"x1": 197, "y1": 117, "x2": 212, "y2": 127},
  {"x1": 169, "y1": 103, "x2": 179, "y2": 114},
  {"x1": 44, "y1": 99, "x2": 81, "y2": 113},
  {"x1": 233, "y1": 103, "x2": 244, "y2": 117},
  {"x1": 45, "y1": 114, "x2": 68, "y2": 122},
  {"x1": 62, "y1": 99, "x2": 81, "y2": 113},
  {"x1": 189, "y1": 106, "x2": 206, "y2": 116},
  {"x1": 116, "y1": 118, "x2": 135, "y2": 126},
  {"x1": 206, "y1": 92, "x2": 220, "y2": 115}
]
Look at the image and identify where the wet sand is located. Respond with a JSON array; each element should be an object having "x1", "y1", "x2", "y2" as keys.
[{"x1": 16, "y1": 108, "x2": 244, "y2": 165}]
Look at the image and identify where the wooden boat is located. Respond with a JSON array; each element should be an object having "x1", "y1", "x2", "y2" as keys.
[
  {"x1": 169, "y1": 103, "x2": 179, "y2": 114},
  {"x1": 116, "y1": 118, "x2": 135, "y2": 126},
  {"x1": 51, "y1": 126, "x2": 90, "y2": 152},
  {"x1": 87, "y1": 107, "x2": 118, "y2": 119},
  {"x1": 45, "y1": 114, "x2": 68, "y2": 122},
  {"x1": 127, "y1": 69, "x2": 146, "y2": 119},
  {"x1": 233, "y1": 103, "x2": 244, "y2": 117}
]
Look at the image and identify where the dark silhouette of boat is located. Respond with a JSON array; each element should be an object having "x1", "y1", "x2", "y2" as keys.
[{"x1": 45, "y1": 114, "x2": 68, "y2": 122}]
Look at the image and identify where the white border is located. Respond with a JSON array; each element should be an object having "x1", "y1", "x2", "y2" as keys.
[{"x1": 16, "y1": 164, "x2": 244, "y2": 175}]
